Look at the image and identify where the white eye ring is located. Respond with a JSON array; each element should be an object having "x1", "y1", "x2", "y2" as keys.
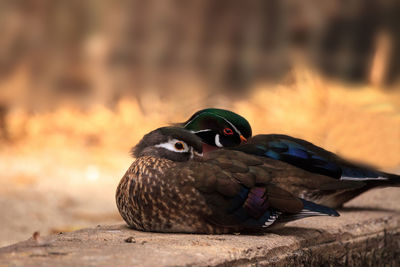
[{"x1": 155, "y1": 139, "x2": 190, "y2": 153}]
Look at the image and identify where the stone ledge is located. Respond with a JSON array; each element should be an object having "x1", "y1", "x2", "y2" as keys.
[{"x1": 0, "y1": 187, "x2": 399, "y2": 266}]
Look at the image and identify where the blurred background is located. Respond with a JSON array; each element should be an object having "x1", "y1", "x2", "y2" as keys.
[{"x1": 0, "y1": 0, "x2": 399, "y2": 247}]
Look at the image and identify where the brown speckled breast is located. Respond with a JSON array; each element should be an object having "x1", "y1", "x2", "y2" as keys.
[{"x1": 115, "y1": 156, "x2": 231, "y2": 234}]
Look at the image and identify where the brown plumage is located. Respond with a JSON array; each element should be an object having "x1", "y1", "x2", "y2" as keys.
[
  {"x1": 181, "y1": 108, "x2": 400, "y2": 208},
  {"x1": 116, "y1": 127, "x2": 339, "y2": 234}
]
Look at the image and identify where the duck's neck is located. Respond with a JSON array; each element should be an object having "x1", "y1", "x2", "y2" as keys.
[{"x1": 202, "y1": 143, "x2": 220, "y2": 154}]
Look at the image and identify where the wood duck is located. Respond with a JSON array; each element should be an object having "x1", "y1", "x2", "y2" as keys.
[
  {"x1": 179, "y1": 108, "x2": 400, "y2": 208},
  {"x1": 116, "y1": 127, "x2": 339, "y2": 234},
  {"x1": 181, "y1": 108, "x2": 251, "y2": 153}
]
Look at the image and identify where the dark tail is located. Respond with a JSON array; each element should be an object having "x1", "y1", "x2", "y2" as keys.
[
  {"x1": 340, "y1": 164, "x2": 400, "y2": 187},
  {"x1": 382, "y1": 172, "x2": 400, "y2": 186},
  {"x1": 278, "y1": 199, "x2": 340, "y2": 223},
  {"x1": 299, "y1": 199, "x2": 340, "y2": 217}
]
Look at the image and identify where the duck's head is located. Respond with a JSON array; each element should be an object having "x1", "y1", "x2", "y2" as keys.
[
  {"x1": 181, "y1": 108, "x2": 252, "y2": 149},
  {"x1": 132, "y1": 127, "x2": 203, "y2": 162}
]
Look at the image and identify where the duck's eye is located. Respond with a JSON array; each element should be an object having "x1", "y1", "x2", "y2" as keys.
[
  {"x1": 223, "y1": 128, "x2": 233, "y2": 135},
  {"x1": 174, "y1": 141, "x2": 185, "y2": 150}
]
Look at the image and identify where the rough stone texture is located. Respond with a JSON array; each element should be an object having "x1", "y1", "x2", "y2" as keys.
[{"x1": 0, "y1": 187, "x2": 399, "y2": 266}]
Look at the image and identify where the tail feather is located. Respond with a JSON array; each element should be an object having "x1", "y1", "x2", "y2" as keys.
[
  {"x1": 300, "y1": 199, "x2": 340, "y2": 217},
  {"x1": 341, "y1": 169, "x2": 400, "y2": 186},
  {"x1": 278, "y1": 199, "x2": 340, "y2": 222},
  {"x1": 384, "y1": 172, "x2": 400, "y2": 186}
]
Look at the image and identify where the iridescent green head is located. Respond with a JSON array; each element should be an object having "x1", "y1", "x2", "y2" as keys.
[{"x1": 182, "y1": 108, "x2": 252, "y2": 148}]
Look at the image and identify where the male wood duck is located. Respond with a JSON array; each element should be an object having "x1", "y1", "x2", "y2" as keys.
[
  {"x1": 182, "y1": 108, "x2": 252, "y2": 153},
  {"x1": 116, "y1": 127, "x2": 339, "y2": 234},
  {"x1": 179, "y1": 108, "x2": 400, "y2": 208}
]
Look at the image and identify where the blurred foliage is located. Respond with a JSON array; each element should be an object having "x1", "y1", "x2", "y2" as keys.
[{"x1": 0, "y1": 0, "x2": 399, "y2": 111}]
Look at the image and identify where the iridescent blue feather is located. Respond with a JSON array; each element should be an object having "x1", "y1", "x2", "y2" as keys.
[{"x1": 233, "y1": 135, "x2": 400, "y2": 183}]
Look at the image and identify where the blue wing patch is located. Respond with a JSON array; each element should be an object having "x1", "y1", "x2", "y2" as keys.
[
  {"x1": 261, "y1": 140, "x2": 342, "y2": 178},
  {"x1": 233, "y1": 136, "x2": 392, "y2": 181}
]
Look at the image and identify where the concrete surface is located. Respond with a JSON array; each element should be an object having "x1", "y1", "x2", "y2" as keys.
[{"x1": 0, "y1": 187, "x2": 399, "y2": 266}]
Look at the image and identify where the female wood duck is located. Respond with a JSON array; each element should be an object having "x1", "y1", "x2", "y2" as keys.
[
  {"x1": 116, "y1": 127, "x2": 339, "y2": 234},
  {"x1": 179, "y1": 108, "x2": 400, "y2": 208}
]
